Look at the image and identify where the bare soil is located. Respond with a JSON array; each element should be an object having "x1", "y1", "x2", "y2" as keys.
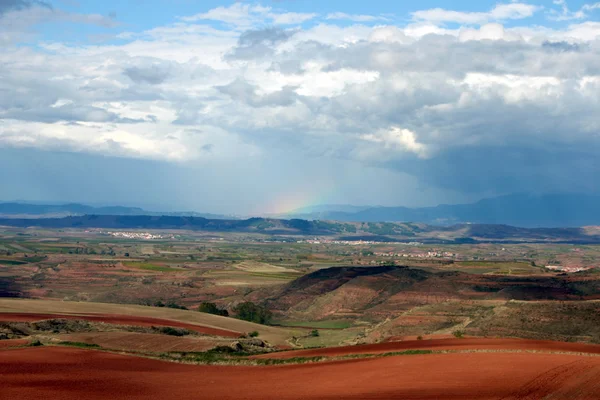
[
  {"x1": 252, "y1": 337, "x2": 600, "y2": 359},
  {"x1": 3, "y1": 346, "x2": 600, "y2": 399}
]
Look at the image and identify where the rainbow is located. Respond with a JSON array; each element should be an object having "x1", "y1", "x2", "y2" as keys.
[{"x1": 258, "y1": 185, "x2": 335, "y2": 216}]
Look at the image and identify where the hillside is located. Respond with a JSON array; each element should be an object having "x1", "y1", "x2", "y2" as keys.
[{"x1": 264, "y1": 266, "x2": 600, "y2": 322}]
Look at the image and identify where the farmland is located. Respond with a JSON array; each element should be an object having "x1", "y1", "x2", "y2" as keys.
[{"x1": 3, "y1": 226, "x2": 600, "y2": 398}]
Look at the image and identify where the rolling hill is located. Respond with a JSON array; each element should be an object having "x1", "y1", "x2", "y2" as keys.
[{"x1": 264, "y1": 266, "x2": 600, "y2": 321}]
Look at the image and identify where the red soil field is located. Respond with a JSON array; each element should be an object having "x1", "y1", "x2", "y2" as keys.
[
  {"x1": 0, "y1": 312, "x2": 240, "y2": 338},
  {"x1": 252, "y1": 337, "x2": 600, "y2": 359},
  {"x1": 55, "y1": 332, "x2": 220, "y2": 352},
  {"x1": 3, "y1": 346, "x2": 600, "y2": 399},
  {"x1": 0, "y1": 339, "x2": 28, "y2": 349}
]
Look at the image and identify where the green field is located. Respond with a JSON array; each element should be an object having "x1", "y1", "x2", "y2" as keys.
[
  {"x1": 123, "y1": 262, "x2": 180, "y2": 272},
  {"x1": 276, "y1": 320, "x2": 353, "y2": 329},
  {"x1": 0, "y1": 259, "x2": 28, "y2": 265}
]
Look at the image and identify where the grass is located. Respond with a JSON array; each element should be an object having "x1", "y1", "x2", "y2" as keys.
[
  {"x1": 248, "y1": 272, "x2": 300, "y2": 280},
  {"x1": 123, "y1": 262, "x2": 179, "y2": 272},
  {"x1": 276, "y1": 320, "x2": 353, "y2": 329},
  {"x1": 159, "y1": 348, "x2": 436, "y2": 366},
  {"x1": 0, "y1": 259, "x2": 28, "y2": 265}
]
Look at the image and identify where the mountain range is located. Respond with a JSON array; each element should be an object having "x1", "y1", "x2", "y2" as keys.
[
  {"x1": 1, "y1": 215, "x2": 600, "y2": 244},
  {"x1": 280, "y1": 194, "x2": 600, "y2": 228},
  {"x1": 2, "y1": 193, "x2": 600, "y2": 228},
  {"x1": 0, "y1": 202, "x2": 234, "y2": 220}
]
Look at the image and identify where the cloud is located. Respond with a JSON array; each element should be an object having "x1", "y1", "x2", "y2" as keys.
[
  {"x1": 541, "y1": 40, "x2": 582, "y2": 52},
  {"x1": 326, "y1": 12, "x2": 389, "y2": 22},
  {"x1": 412, "y1": 3, "x2": 539, "y2": 25},
  {"x1": 360, "y1": 127, "x2": 429, "y2": 159},
  {"x1": 227, "y1": 27, "x2": 296, "y2": 60},
  {"x1": 0, "y1": 0, "x2": 50, "y2": 14},
  {"x1": 180, "y1": 3, "x2": 315, "y2": 28},
  {"x1": 3, "y1": 1, "x2": 600, "y2": 202},
  {"x1": 549, "y1": 0, "x2": 600, "y2": 21},
  {"x1": 216, "y1": 78, "x2": 299, "y2": 108},
  {"x1": 0, "y1": 0, "x2": 117, "y2": 45},
  {"x1": 124, "y1": 64, "x2": 171, "y2": 85}
]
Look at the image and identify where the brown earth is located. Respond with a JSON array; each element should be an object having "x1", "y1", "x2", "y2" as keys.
[
  {"x1": 0, "y1": 339, "x2": 28, "y2": 348},
  {"x1": 266, "y1": 266, "x2": 600, "y2": 322},
  {"x1": 0, "y1": 312, "x2": 240, "y2": 338},
  {"x1": 3, "y1": 346, "x2": 600, "y2": 399},
  {"x1": 252, "y1": 337, "x2": 600, "y2": 360},
  {"x1": 55, "y1": 332, "x2": 220, "y2": 352}
]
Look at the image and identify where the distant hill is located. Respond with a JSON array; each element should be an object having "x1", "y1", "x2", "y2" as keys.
[
  {"x1": 0, "y1": 202, "x2": 234, "y2": 220},
  {"x1": 281, "y1": 194, "x2": 600, "y2": 228},
  {"x1": 1, "y1": 215, "x2": 600, "y2": 243}
]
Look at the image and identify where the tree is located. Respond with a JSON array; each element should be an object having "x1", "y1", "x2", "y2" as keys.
[
  {"x1": 198, "y1": 302, "x2": 229, "y2": 317},
  {"x1": 233, "y1": 302, "x2": 272, "y2": 325}
]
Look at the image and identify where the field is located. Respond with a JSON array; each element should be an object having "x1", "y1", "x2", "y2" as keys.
[
  {"x1": 2, "y1": 226, "x2": 600, "y2": 398},
  {"x1": 4, "y1": 344, "x2": 600, "y2": 399}
]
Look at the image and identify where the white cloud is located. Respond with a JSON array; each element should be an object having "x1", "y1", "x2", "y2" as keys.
[
  {"x1": 361, "y1": 127, "x2": 429, "y2": 159},
  {"x1": 180, "y1": 3, "x2": 316, "y2": 28},
  {"x1": 271, "y1": 12, "x2": 317, "y2": 25},
  {"x1": 459, "y1": 23, "x2": 522, "y2": 42},
  {"x1": 549, "y1": 0, "x2": 600, "y2": 21},
  {"x1": 326, "y1": 12, "x2": 389, "y2": 22},
  {"x1": 412, "y1": 3, "x2": 539, "y2": 25}
]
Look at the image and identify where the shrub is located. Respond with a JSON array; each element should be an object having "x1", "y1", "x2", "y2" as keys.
[
  {"x1": 198, "y1": 302, "x2": 229, "y2": 317},
  {"x1": 309, "y1": 330, "x2": 320, "y2": 337},
  {"x1": 233, "y1": 302, "x2": 272, "y2": 325},
  {"x1": 59, "y1": 341, "x2": 100, "y2": 348},
  {"x1": 158, "y1": 326, "x2": 190, "y2": 337},
  {"x1": 417, "y1": 335, "x2": 423, "y2": 340},
  {"x1": 452, "y1": 330, "x2": 465, "y2": 339},
  {"x1": 166, "y1": 302, "x2": 188, "y2": 310},
  {"x1": 249, "y1": 331, "x2": 259, "y2": 338}
]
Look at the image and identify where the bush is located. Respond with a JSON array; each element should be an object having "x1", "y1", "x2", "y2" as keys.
[
  {"x1": 166, "y1": 302, "x2": 188, "y2": 310},
  {"x1": 452, "y1": 330, "x2": 465, "y2": 339},
  {"x1": 309, "y1": 329, "x2": 320, "y2": 337},
  {"x1": 198, "y1": 302, "x2": 229, "y2": 317},
  {"x1": 158, "y1": 326, "x2": 190, "y2": 337},
  {"x1": 417, "y1": 335, "x2": 423, "y2": 340},
  {"x1": 233, "y1": 302, "x2": 272, "y2": 325},
  {"x1": 248, "y1": 331, "x2": 259, "y2": 337},
  {"x1": 59, "y1": 341, "x2": 100, "y2": 349}
]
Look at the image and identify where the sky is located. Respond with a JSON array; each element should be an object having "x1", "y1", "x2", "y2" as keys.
[{"x1": 0, "y1": 0, "x2": 599, "y2": 214}]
